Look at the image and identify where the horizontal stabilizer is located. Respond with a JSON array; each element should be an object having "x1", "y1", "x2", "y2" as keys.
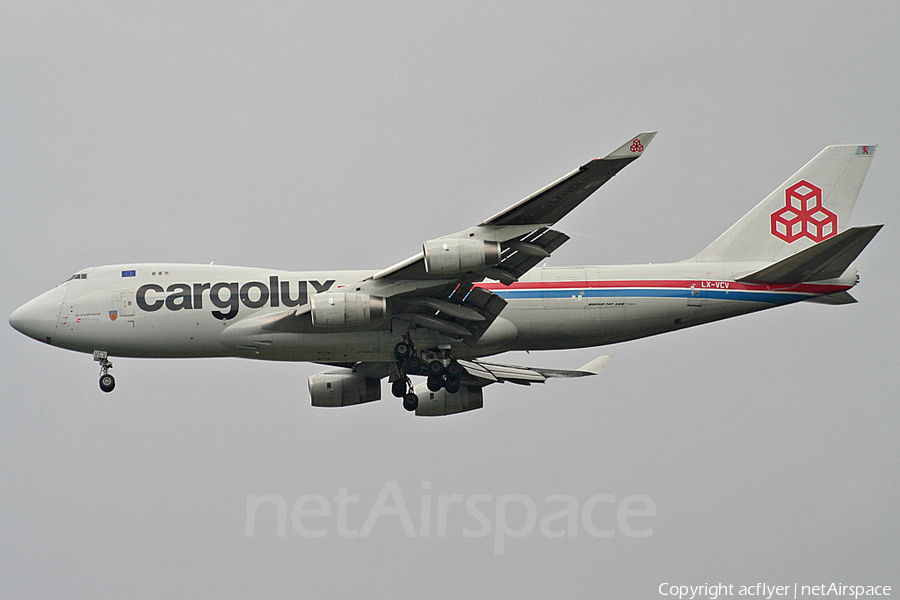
[
  {"x1": 804, "y1": 291, "x2": 857, "y2": 305},
  {"x1": 737, "y1": 225, "x2": 882, "y2": 285}
]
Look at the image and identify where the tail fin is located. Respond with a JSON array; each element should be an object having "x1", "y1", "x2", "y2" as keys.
[{"x1": 694, "y1": 144, "x2": 876, "y2": 263}]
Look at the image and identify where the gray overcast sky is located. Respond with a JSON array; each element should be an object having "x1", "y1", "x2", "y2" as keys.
[{"x1": 2, "y1": 2, "x2": 898, "y2": 598}]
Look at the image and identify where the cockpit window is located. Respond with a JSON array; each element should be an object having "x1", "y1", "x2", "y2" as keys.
[{"x1": 64, "y1": 273, "x2": 88, "y2": 283}]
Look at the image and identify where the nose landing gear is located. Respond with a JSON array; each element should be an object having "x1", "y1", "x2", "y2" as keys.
[{"x1": 94, "y1": 350, "x2": 115, "y2": 393}]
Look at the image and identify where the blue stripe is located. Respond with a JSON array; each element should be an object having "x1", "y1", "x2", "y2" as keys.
[{"x1": 492, "y1": 288, "x2": 811, "y2": 305}]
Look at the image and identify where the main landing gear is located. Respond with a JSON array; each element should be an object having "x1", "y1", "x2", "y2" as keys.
[
  {"x1": 392, "y1": 340, "x2": 462, "y2": 411},
  {"x1": 94, "y1": 350, "x2": 115, "y2": 393},
  {"x1": 391, "y1": 377, "x2": 419, "y2": 412},
  {"x1": 389, "y1": 357, "x2": 419, "y2": 412}
]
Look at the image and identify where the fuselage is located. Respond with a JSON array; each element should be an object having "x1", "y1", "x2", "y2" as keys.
[
  {"x1": 10, "y1": 262, "x2": 857, "y2": 364},
  {"x1": 7, "y1": 139, "x2": 879, "y2": 413}
]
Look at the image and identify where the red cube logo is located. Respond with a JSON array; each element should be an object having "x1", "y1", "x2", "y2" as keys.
[{"x1": 770, "y1": 180, "x2": 837, "y2": 243}]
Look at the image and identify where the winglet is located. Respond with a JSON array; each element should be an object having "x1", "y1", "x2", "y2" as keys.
[
  {"x1": 576, "y1": 355, "x2": 612, "y2": 375},
  {"x1": 535, "y1": 355, "x2": 614, "y2": 378},
  {"x1": 603, "y1": 131, "x2": 657, "y2": 159}
]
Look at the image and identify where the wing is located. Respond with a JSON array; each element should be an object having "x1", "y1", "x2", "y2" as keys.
[
  {"x1": 268, "y1": 132, "x2": 656, "y2": 342},
  {"x1": 479, "y1": 134, "x2": 657, "y2": 227},
  {"x1": 364, "y1": 132, "x2": 656, "y2": 340},
  {"x1": 372, "y1": 131, "x2": 657, "y2": 284},
  {"x1": 410, "y1": 355, "x2": 612, "y2": 416}
]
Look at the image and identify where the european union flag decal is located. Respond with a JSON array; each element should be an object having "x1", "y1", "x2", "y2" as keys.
[{"x1": 121, "y1": 270, "x2": 136, "y2": 277}]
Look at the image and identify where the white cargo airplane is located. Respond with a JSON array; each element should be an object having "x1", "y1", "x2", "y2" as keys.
[{"x1": 9, "y1": 133, "x2": 882, "y2": 415}]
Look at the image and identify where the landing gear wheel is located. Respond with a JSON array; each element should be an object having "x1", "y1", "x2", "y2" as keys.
[
  {"x1": 99, "y1": 374, "x2": 116, "y2": 393},
  {"x1": 94, "y1": 351, "x2": 114, "y2": 393},
  {"x1": 403, "y1": 392, "x2": 419, "y2": 412},
  {"x1": 394, "y1": 341, "x2": 413, "y2": 361},
  {"x1": 427, "y1": 374, "x2": 443, "y2": 392},
  {"x1": 445, "y1": 360, "x2": 463, "y2": 379},
  {"x1": 406, "y1": 355, "x2": 422, "y2": 374},
  {"x1": 391, "y1": 378, "x2": 408, "y2": 398},
  {"x1": 427, "y1": 360, "x2": 444, "y2": 376},
  {"x1": 444, "y1": 377, "x2": 461, "y2": 394}
]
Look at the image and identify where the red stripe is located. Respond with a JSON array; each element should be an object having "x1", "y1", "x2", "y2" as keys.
[{"x1": 475, "y1": 280, "x2": 851, "y2": 295}]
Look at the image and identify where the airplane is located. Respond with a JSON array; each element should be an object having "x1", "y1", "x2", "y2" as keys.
[{"x1": 9, "y1": 133, "x2": 882, "y2": 416}]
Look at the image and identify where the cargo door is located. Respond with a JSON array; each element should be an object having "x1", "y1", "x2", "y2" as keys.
[{"x1": 115, "y1": 291, "x2": 136, "y2": 326}]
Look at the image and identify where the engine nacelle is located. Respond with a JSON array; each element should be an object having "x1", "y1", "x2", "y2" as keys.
[
  {"x1": 310, "y1": 292, "x2": 386, "y2": 327},
  {"x1": 423, "y1": 237, "x2": 502, "y2": 275},
  {"x1": 413, "y1": 382, "x2": 484, "y2": 416},
  {"x1": 308, "y1": 369, "x2": 381, "y2": 407}
]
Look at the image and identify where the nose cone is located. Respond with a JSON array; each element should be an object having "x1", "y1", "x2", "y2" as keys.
[
  {"x1": 9, "y1": 306, "x2": 25, "y2": 333},
  {"x1": 9, "y1": 285, "x2": 68, "y2": 343}
]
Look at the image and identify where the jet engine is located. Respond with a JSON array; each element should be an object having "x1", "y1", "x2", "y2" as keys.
[
  {"x1": 423, "y1": 237, "x2": 502, "y2": 275},
  {"x1": 308, "y1": 368, "x2": 382, "y2": 407},
  {"x1": 413, "y1": 382, "x2": 484, "y2": 416},
  {"x1": 310, "y1": 292, "x2": 386, "y2": 327}
]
